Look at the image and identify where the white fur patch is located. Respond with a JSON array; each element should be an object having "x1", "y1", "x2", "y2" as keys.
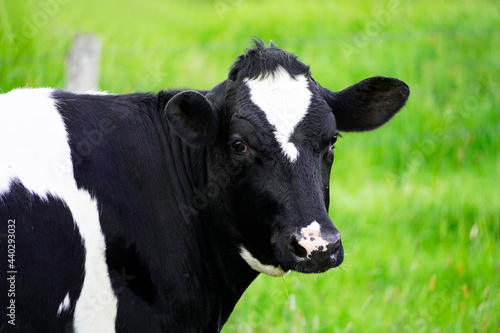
[
  {"x1": 245, "y1": 66, "x2": 312, "y2": 162},
  {"x1": 239, "y1": 246, "x2": 290, "y2": 277},
  {"x1": 0, "y1": 88, "x2": 117, "y2": 333},
  {"x1": 57, "y1": 292, "x2": 71, "y2": 316},
  {"x1": 298, "y1": 221, "x2": 330, "y2": 257}
]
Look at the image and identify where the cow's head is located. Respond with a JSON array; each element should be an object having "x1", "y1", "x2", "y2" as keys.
[{"x1": 165, "y1": 40, "x2": 409, "y2": 276}]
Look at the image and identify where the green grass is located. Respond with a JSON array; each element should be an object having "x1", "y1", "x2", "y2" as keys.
[{"x1": 1, "y1": 0, "x2": 499, "y2": 331}]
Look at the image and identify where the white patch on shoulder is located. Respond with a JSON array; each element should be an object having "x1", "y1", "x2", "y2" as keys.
[
  {"x1": 245, "y1": 66, "x2": 312, "y2": 162},
  {"x1": 0, "y1": 88, "x2": 118, "y2": 333},
  {"x1": 298, "y1": 221, "x2": 330, "y2": 257},
  {"x1": 57, "y1": 292, "x2": 71, "y2": 316},
  {"x1": 239, "y1": 246, "x2": 290, "y2": 277},
  {"x1": 0, "y1": 88, "x2": 69, "y2": 194}
]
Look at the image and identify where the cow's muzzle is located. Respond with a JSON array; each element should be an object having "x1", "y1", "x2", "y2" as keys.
[{"x1": 278, "y1": 222, "x2": 344, "y2": 273}]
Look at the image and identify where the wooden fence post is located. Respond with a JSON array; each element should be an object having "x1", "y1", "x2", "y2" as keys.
[{"x1": 66, "y1": 34, "x2": 102, "y2": 92}]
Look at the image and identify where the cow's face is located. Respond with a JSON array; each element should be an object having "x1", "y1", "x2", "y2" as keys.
[
  {"x1": 165, "y1": 41, "x2": 409, "y2": 276},
  {"x1": 220, "y1": 67, "x2": 342, "y2": 276}
]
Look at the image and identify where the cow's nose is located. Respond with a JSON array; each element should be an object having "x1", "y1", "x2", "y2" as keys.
[
  {"x1": 289, "y1": 222, "x2": 343, "y2": 265},
  {"x1": 291, "y1": 231, "x2": 341, "y2": 258}
]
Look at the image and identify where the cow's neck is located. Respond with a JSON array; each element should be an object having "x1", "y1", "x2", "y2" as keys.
[
  {"x1": 102, "y1": 91, "x2": 258, "y2": 331},
  {"x1": 153, "y1": 136, "x2": 258, "y2": 329},
  {"x1": 198, "y1": 206, "x2": 260, "y2": 327}
]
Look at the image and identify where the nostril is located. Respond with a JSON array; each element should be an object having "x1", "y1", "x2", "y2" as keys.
[
  {"x1": 330, "y1": 242, "x2": 344, "y2": 264},
  {"x1": 325, "y1": 232, "x2": 341, "y2": 245},
  {"x1": 289, "y1": 236, "x2": 307, "y2": 258},
  {"x1": 328, "y1": 233, "x2": 342, "y2": 253}
]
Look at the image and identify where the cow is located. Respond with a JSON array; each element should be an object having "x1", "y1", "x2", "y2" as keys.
[{"x1": 0, "y1": 39, "x2": 409, "y2": 332}]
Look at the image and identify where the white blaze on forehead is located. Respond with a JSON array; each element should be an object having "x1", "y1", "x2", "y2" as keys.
[
  {"x1": 245, "y1": 66, "x2": 312, "y2": 162},
  {"x1": 239, "y1": 246, "x2": 290, "y2": 277},
  {"x1": 298, "y1": 221, "x2": 330, "y2": 257}
]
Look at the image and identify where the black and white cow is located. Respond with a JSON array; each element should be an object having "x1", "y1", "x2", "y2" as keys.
[{"x1": 0, "y1": 40, "x2": 409, "y2": 332}]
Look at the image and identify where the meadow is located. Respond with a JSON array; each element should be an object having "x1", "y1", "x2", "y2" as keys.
[{"x1": 1, "y1": 0, "x2": 499, "y2": 331}]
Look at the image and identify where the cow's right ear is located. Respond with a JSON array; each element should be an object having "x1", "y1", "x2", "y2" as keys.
[{"x1": 165, "y1": 90, "x2": 219, "y2": 146}]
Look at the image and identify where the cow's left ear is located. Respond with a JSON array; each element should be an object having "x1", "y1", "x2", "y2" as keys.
[
  {"x1": 322, "y1": 76, "x2": 410, "y2": 132},
  {"x1": 165, "y1": 90, "x2": 219, "y2": 146}
]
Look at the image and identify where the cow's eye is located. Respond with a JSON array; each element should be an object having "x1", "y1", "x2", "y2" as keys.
[
  {"x1": 329, "y1": 134, "x2": 338, "y2": 149},
  {"x1": 231, "y1": 141, "x2": 248, "y2": 154}
]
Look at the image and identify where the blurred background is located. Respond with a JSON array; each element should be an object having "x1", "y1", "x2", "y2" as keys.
[{"x1": 1, "y1": 0, "x2": 498, "y2": 331}]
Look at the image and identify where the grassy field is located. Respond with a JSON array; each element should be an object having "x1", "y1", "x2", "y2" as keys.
[{"x1": 1, "y1": 0, "x2": 499, "y2": 331}]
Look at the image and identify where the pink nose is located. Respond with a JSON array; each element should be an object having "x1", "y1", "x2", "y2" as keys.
[{"x1": 294, "y1": 221, "x2": 341, "y2": 258}]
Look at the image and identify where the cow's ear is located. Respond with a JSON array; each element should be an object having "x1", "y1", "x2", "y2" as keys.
[
  {"x1": 165, "y1": 90, "x2": 219, "y2": 146},
  {"x1": 322, "y1": 76, "x2": 409, "y2": 132}
]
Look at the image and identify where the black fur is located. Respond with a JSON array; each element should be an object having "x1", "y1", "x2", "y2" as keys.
[
  {"x1": 0, "y1": 181, "x2": 85, "y2": 333},
  {"x1": 228, "y1": 38, "x2": 310, "y2": 81},
  {"x1": 165, "y1": 90, "x2": 219, "y2": 146},
  {"x1": 53, "y1": 89, "x2": 251, "y2": 332},
  {"x1": 0, "y1": 39, "x2": 409, "y2": 332},
  {"x1": 321, "y1": 76, "x2": 410, "y2": 132}
]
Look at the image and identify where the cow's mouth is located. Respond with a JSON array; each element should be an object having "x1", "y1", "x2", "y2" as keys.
[
  {"x1": 291, "y1": 248, "x2": 344, "y2": 274},
  {"x1": 239, "y1": 234, "x2": 343, "y2": 276},
  {"x1": 239, "y1": 245, "x2": 291, "y2": 277}
]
